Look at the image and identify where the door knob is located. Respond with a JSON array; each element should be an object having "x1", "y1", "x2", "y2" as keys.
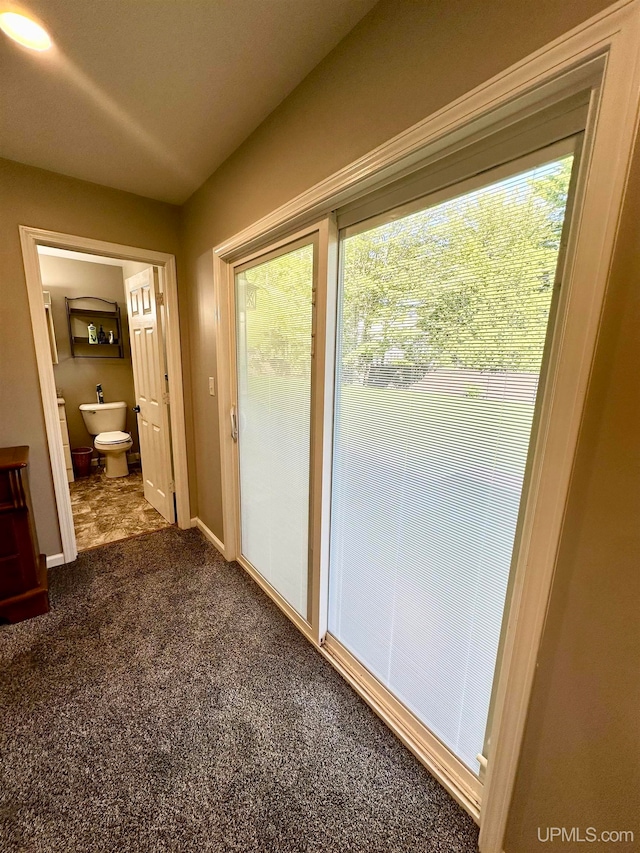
[{"x1": 132, "y1": 405, "x2": 140, "y2": 413}]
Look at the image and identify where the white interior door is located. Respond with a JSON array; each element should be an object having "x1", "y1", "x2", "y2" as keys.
[{"x1": 126, "y1": 268, "x2": 175, "y2": 523}]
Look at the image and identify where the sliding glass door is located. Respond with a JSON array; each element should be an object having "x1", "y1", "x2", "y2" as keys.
[
  {"x1": 234, "y1": 237, "x2": 316, "y2": 618},
  {"x1": 328, "y1": 147, "x2": 576, "y2": 773}
]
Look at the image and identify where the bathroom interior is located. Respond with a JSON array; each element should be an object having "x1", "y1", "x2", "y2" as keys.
[{"x1": 38, "y1": 246, "x2": 172, "y2": 551}]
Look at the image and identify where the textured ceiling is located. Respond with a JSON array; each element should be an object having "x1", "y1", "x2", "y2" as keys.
[{"x1": 0, "y1": 0, "x2": 378, "y2": 203}]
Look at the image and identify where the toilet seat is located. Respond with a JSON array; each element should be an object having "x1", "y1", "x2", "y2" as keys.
[
  {"x1": 95, "y1": 430, "x2": 131, "y2": 446},
  {"x1": 93, "y1": 431, "x2": 132, "y2": 478}
]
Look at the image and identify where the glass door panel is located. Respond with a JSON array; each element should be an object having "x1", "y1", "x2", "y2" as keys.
[
  {"x1": 235, "y1": 240, "x2": 315, "y2": 618},
  {"x1": 328, "y1": 152, "x2": 576, "y2": 772}
]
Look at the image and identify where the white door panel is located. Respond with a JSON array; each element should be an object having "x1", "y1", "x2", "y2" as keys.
[
  {"x1": 232, "y1": 238, "x2": 316, "y2": 618},
  {"x1": 126, "y1": 268, "x2": 175, "y2": 523}
]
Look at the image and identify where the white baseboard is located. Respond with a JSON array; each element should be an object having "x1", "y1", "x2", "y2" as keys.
[
  {"x1": 192, "y1": 516, "x2": 226, "y2": 559},
  {"x1": 46, "y1": 553, "x2": 65, "y2": 569}
]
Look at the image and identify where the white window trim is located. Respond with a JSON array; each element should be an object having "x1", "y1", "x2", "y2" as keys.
[
  {"x1": 325, "y1": 633, "x2": 483, "y2": 815},
  {"x1": 211, "y1": 3, "x2": 640, "y2": 850}
]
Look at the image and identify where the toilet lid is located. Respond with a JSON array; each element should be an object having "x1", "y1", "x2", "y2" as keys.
[{"x1": 95, "y1": 430, "x2": 130, "y2": 445}]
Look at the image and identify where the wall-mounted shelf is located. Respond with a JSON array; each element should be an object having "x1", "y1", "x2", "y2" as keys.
[{"x1": 65, "y1": 297, "x2": 124, "y2": 359}]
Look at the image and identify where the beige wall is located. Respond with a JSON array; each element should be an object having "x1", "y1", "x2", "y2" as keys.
[
  {"x1": 0, "y1": 158, "x2": 182, "y2": 556},
  {"x1": 38, "y1": 254, "x2": 139, "y2": 456},
  {"x1": 178, "y1": 0, "x2": 637, "y2": 846},
  {"x1": 180, "y1": 0, "x2": 615, "y2": 537}
]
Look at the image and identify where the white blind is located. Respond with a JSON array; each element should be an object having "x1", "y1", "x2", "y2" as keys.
[
  {"x1": 235, "y1": 241, "x2": 314, "y2": 618},
  {"x1": 328, "y1": 151, "x2": 575, "y2": 772}
]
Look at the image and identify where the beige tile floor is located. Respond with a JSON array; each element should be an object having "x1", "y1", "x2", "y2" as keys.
[{"x1": 69, "y1": 468, "x2": 171, "y2": 551}]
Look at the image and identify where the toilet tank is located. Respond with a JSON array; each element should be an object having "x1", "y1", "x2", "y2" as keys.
[{"x1": 79, "y1": 401, "x2": 127, "y2": 436}]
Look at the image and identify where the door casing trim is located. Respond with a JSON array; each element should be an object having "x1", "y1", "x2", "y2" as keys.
[{"x1": 19, "y1": 226, "x2": 191, "y2": 563}]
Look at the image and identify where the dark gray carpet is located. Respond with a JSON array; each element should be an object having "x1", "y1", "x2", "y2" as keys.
[{"x1": 0, "y1": 527, "x2": 479, "y2": 852}]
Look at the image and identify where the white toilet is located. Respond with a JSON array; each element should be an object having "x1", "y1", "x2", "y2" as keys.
[{"x1": 79, "y1": 401, "x2": 133, "y2": 478}]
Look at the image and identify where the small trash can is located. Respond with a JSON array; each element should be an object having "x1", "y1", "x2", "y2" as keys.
[{"x1": 71, "y1": 447, "x2": 93, "y2": 478}]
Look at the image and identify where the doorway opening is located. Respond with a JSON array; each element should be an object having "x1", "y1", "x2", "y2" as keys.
[
  {"x1": 39, "y1": 246, "x2": 172, "y2": 551},
  {"x1": 21, "y1": 228, "x2": 190, "y2": 564}
]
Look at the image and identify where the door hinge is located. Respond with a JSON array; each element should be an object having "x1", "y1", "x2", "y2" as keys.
[
  {"x1": 168, "y1": 480, "x2": 175, "y2": 493},
  {"x1": 163, "y1": 391, "x2": 170, "y2": 405},
  {"x1": 156, "y1": 291, "x2": 165, "y2": 306}
]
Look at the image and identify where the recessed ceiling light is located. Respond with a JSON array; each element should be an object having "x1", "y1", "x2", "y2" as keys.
[{"x1": 0, "y1": 11, "x2": 51, "y2": 51}]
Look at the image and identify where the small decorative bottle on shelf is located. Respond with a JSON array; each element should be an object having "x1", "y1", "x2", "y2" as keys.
[{"x1": 88, "y1": 323, "x2": 98, "y2": 344}]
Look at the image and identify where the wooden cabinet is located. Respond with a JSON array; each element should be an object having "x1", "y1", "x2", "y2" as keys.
[{"x1": 0, "y1": 447, "x2": 49, "y2": 624}]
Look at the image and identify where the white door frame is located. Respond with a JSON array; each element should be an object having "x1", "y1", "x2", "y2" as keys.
[
  {"x1": 221, "y1": 221, "x2": 333, "y2": 643},
  {"x1": 19, "y1": 227, "x2": 191, "y2": 564},
  {"x1": 211, "y1": 2, "x2": 640, "y2": 850}
]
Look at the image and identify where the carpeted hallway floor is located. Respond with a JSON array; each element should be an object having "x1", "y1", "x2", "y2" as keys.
[{"x1": 0, "y1": 527, "x2": 479, "y2": 852}]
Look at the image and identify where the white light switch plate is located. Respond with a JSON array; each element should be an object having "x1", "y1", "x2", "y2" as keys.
[{"x1": 208, "y1": 376, "x2": 216, "y2": 396}]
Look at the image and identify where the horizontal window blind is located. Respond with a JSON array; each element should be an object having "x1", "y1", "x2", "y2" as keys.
[
  {"x1": 236, "y1": 241, "x2": 315, "y2": 618},
  {"x1": 328, "y1": 150, "x2": 575, "y2": 772},
  {"x1": 337, "y1": 91, "x2": 588, "y2": 232}
]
